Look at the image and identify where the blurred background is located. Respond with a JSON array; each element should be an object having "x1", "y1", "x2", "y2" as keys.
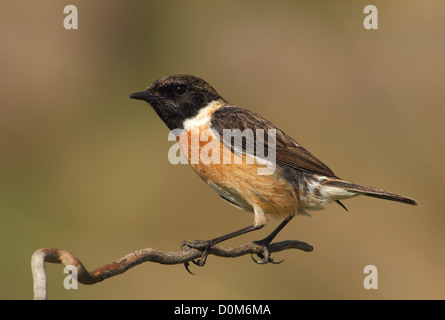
[{"x1": 1, "y1": 0, "x2": 444, "y2": 299}]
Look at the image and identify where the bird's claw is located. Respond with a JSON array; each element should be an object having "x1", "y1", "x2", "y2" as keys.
[
  {"x1": 181, "y1": 240, "x2": 213, "y2": 274},
  {"x1": 251, "y1": 240, "x2": 284, "y2": 265},
  {"x1": 183, "y1": 261, "x2": 195, "y2": 275}
]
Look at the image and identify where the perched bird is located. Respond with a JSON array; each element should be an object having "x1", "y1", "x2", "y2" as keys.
[{"x1": 129, "y1": 74, "x2": 417, "y2": 266}]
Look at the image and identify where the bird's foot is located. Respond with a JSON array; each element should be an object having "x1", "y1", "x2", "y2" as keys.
[
  {"x1": 181, "y1": 240, "x2": 214, "y2": 274},
  {"x1": 251, "y1": 238, "x2": 284, "y2": 265}
]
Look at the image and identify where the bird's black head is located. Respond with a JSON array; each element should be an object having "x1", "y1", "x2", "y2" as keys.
[{"x1": 129, "y1": 74, "x2": 226, "y2": 130}]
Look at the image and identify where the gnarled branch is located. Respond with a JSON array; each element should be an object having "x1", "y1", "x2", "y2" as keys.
[{"x1": 31, "y1": 240, "x2": 313, "y2": 300}]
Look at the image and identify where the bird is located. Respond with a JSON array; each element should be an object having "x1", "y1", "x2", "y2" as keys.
[{"x1": 129, "y1": 74, "x2": 418, "y2": 266}]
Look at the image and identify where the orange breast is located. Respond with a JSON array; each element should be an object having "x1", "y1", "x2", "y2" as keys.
[{"x1": 177, "y1": 127, "x2": 298, "y2": 219}]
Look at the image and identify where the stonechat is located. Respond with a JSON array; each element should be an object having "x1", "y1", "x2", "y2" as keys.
[{"x1": 130, "y1": 74, "x2": 417, "y2": 266}]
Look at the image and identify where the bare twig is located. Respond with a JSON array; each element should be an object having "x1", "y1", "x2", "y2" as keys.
[{"x1": 31, "y1": 240, "x2": 313, "y2": 300}]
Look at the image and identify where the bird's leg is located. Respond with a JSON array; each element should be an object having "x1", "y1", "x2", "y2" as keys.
[
  {"x1": 251, "y1": 215, "x2": 294, "y2": 264},
  {"x1": 181, "y1": 224, "x2": 264, "y2": 270}
]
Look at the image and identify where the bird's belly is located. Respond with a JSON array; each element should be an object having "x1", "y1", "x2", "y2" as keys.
[{"x1": 179, "y1": 129, "x2": 298, "y2": 219}]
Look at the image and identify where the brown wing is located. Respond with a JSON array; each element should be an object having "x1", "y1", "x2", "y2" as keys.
[{"x1": 210, "y1": 106, "x2": 338, "y2": 178}]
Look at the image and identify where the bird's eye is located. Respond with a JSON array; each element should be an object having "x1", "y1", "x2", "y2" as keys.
[{"x1": 173, "y1": 85, "x2": 187, "y2": 96}]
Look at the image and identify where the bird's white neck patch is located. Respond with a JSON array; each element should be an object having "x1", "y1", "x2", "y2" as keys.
[{"x1": 183, "y1": 100, "x2": 224, "y2": 131}]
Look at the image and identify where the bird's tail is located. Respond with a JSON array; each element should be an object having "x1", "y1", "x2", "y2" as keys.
[{"x1": 322, "y1": 179, "x2": 418, "y2": 206}]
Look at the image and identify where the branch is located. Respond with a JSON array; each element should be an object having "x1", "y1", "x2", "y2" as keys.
[{"x1": 31, "y1": 240, "x2": 313, "y2": 300}]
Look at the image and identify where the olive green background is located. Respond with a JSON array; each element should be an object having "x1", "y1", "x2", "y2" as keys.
[{"x1": 1, "y1": 1, "x2": 444, "y2": 299}]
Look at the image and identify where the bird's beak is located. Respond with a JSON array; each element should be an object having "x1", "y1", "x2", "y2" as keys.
[{"x1": 129, "y1": 91, "x2": 161, "y2": 101}]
